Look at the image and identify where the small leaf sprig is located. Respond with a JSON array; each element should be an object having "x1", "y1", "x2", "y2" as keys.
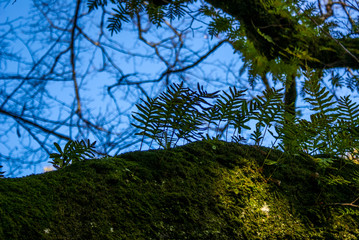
[{"x1": 49, "y1": 139, "x2": 97, "y2": 169}]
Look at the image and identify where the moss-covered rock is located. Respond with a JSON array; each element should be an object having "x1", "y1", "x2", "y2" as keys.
[{"x1": 1, "y1": 140, "x2": 359, "y2": 239}]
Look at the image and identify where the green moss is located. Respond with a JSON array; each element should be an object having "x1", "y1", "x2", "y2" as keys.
[{"x1": 1, "y1": 140, "x2": 359, "y2": 239}]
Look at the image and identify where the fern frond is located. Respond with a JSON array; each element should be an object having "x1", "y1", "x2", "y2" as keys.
[
  {"x1": 157, "y1": 82, "x2": 217, "y2": 148},
  {"x1": 232, "y1": 99, "x2": 252, "y2": 131},
  {"x1": 174, "y1": 110, "x2": 203, "y2": 143},
  {"x1": 132, "y1": 96, "x2": 162, "y2": 150},
  {"x1": 49, "y1": 140, "x2": 97, "y2": 169},
  {"x1": 201, "y1": 105, "x2": 220, "y2": 135},
  {"x1": 250, "y1": 125, "x2": 263, "y2": 146},
  {"x1": 165, "y1": 2, "x2": 186, "y2": 20},
  {"x1": 132, "y1": 82, "x2": 219, "y2": 149},
  {"x1": 299, "y1": 77, "x2": 345, "y2": 155},
  {"x1": 231, "y1": 135, "x2": 246, "y2": 143},
  {"x1": 251, "y1": 87, "x2": 284, "y2": 126},
  {"x1": 87, "y1": 0, "x2": 109, "y2": 12},
  {"x1": 108, "y1": 4, "x2": 130, "y2": 35},
  {"x1": 156, "y1": 82, "x2": 189, "y2": 146},
  {"x1": 249, "y1": 87, "x2": 284, "y2": 146},
  {"x1": 303, "y1": 78, "x2": 337, "y2": 119},
  {"x1": 338, "y1": 95, "x2": 359, "y2": 123},
  {"x1": 332, "y1": 120, "x2": 358, "y2": 156},
  {"x1": 276, "y1": 116, "x2": 312, "y2": 154},
  {"x1": 130, "y1": 81, "x2": 358, "y2": 160},
  {"x1": 212, "y1": 86, "x2": 246, "y2": 139},
  {"x1": 345, "y1": 73, "x2": 359, "y2": 92},
  {"x1": 89, "y1": 0, "x2": 193, "y2": 34}
]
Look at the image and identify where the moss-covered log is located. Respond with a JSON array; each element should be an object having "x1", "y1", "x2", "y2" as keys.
[{"x1": 1, "y1": 140, "x2": 359, "y2": 239}]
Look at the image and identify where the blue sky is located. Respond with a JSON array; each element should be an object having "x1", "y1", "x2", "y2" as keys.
[
  {"x1": 0, "y1": 0, "x2": 251, "y2": 177},
  {"x1": 1, "y1": 0, "x2": 358, "y2": 178}
]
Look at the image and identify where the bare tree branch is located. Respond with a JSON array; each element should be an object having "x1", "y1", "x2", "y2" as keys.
[{"x1": 71, "y1": 0, "x2": 82, "y2": 115}]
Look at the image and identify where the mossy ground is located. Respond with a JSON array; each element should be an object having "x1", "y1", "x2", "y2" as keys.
[{"x1": 1, "y1": 140, "x2": 359, "y2": 239}]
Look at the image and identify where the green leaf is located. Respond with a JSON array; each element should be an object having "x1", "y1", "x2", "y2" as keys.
[{"x1": 54, "y1": 142, "x2": 63, "y2": 154}]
